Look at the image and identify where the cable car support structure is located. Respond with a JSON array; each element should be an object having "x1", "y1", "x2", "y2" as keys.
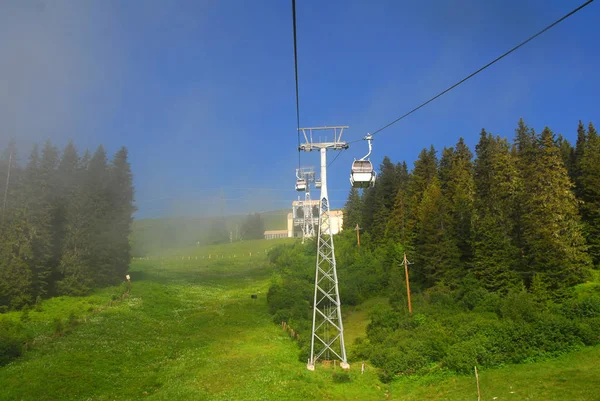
[{"x1": 298, "y1": 126, "x2": 350, "y2": 371}]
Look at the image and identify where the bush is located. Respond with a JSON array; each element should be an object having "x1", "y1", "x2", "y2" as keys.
[
  {"x1": 68, "y1": 310, "x2": 78, "y2": 326},
  {"x1": 369, "y1": 342, "x2": 430, "y2": 377},
  {"x1": 332, "y1": 371, "x2": 351, "y2": 383},
  {"x1": 443, "y1": 338, "x2": 485, "y2": 374},
  {"x1": 20, "y1": 307, "x2": 31, "y2": 323},
  {"x1": 53, "y1": 317, "x2": 64, "y2": 335},
  {"x1": 298, "y1": 341, "x2": 310, "y2": 364},
  {"x1": 34, "y1": 296, "x2": 43, "y2": 312},
  {"x1": 565, "y1": 294, "x2": 600, "y2": 319},
  {"x1": 500, "y1": 290, "x2": 539, "y2": 322},
  {"x1": 0, "y1": 320, "x2": 24, "y2": 366}
]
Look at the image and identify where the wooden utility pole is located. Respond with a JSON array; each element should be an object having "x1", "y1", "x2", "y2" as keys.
[
  {"x1": 474, "y1": 366, "x2": 481, "y2": 401},
  {"x1": 355, "y1": 224, "x2": 361, "y2": 247},
  {"x1": 403, "y1": 252, "x2": 412, "y2": 314}
]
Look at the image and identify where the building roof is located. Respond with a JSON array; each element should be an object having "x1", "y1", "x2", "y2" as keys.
[
  {"x1": 288, "y1": 210, "x2": 344, "y2": 219},
  {"x1": 292, "y1": 200, "x2": 320, "y2": 207},
  {"x1": 264, "y1": 229, "x2": 288, "y2": 235}
]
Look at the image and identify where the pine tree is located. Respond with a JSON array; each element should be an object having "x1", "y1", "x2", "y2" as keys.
[
  {"x1": 520, "y1": 127, "x2": 591, "y2": 289},
  {"x1": 514, "y1": 117, "x2": 536, "y2": 156},
  {"x1": 0, "y1": 139, "x2": 19, "y2": 225},
  {"x1": 512, "y1": 121, "x2": 538, "y2": 272},
  {"x1": 472, "y1": 130, "x2": 521, "y2": 291},
  {"x1": 385, "y1": 162, "x2": 410, "y2": 245},
  {"x1": 241, "y1": 213, "x2": 265, "y2": 240},
  {"x1": 39, "y1": 142, "x2": 61, "y2": 258},
  {"x1": 556, "y1": 134, "x2": 574, "y2": 178},
  {"x1": 0, "y1": 142, "x2": 35, "y2": 308},
  {"x1": 413, "y1": 176, "x2": 460, "y2": 288},
  {"x1": 0, "y1": 212, "x2": 34, "y2": 308},
  {"x1": 439, "y1": 138, "x2": 475, "y2": 266},
  {"x1": 572, "y1": 120, "x2": 587, "y2": 194},
  {"x1": 579, "y1": 122, "x2": 600, "y2": 265},
  {"x1": 388, "y1": 255, "x2": 408, "y2": 311},
  {"x1": 58, "y1": 144, "x2": 94, "y2": 295},
  {"x1": 86, "y1": 146, "x2": 113, "y2": 286},
  {"x1": 342, "y1": 187, "x2": 362, "y2": 230},
  {"x1": 109, "y1": 147, "x2": 135, "y2": 278},
  {"x1": 360, "y1": 186, "x2": 377, "y2": 234},
  {"x1": 21, "y1": 143, "x2": 56, "y2": 298},
  {"x1": 370, "y1": 156, "x2": 400, "y2": 244},
  {"x1": 209, "y1": 217, "x2": 229, "y2": 244},
  {"x1": 406, "y1": 146, "x2": 438, "y2": 247},
  {"x1": 438, "y1": 147, "x2": 455, "y2": 194}
]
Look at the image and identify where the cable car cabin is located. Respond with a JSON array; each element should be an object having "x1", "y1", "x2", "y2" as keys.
[
  {"x1": 315, "y1": 180, "x2": 322, "y2": 189},
  {"x1": 296, "y1": 178, "x2": 307, "y2": 191},
  {"x1": 350, "y1": 160, "x2": 376, "y2": 188}
]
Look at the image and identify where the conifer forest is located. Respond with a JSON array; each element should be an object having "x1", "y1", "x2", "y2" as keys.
[{"x1": 0, "y1": 140, "x2": 134, "y2": 310}]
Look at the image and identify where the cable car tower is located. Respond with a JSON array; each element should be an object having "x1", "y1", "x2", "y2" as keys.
[
  {"x1": 295, "y1": 166, "x2": 317, "y2": 242},
  {"x1": 298, "y1": 126, "x2": 350, "y2": 371}
]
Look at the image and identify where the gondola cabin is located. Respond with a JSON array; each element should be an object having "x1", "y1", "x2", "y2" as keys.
[
  {"x1": 350, "y1": 160, "x2": 376, "y2": 188},
  {"x1": 296, "y1": 178, "x2": 307, "y2": 191},
  {"x1": 315, "y1": 180, "x2": 322, "y2": 189}
]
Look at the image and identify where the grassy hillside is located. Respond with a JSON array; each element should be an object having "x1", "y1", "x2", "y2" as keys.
[
  {"x1": 131, "y1": 210, "x2": 289, "y2": 256},
  {"x1": 1, "y1": 239, "x2": 599, "y2": 400}
]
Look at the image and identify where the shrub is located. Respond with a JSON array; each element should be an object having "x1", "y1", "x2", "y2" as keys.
[
  {"x1": 500, "y1": 290, "x2": 539, "y2": 322},
  {"x1": 566, "y1": 294, "x2": 600, "y2": 319},
  {"x1": 68, "y1": 310, "x2": 78, "y2": 326},
  {"x1": 20, "y1": 307, "x2": 31, "y2": 323},
  {"x1": 53, "y1": 317, "x2": 64, "y2": 335},
  {"x1": 298, "y1": 341, "x2": 310, "y2": 363},
  {"x1": 443, "y1": 338, "x2": 486, "y2": 374},
  {"x1": 34, "y1": 296, "x2": 43, "y2": 312},
  {"x1": 0, "y1": 320, "x2": 24, "y2": 366},
  {"x1": 332, "y1": 371, "x2": 351, "y2": 383}
]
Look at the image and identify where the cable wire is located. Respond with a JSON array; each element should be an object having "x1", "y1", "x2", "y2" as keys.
[
  {"x1": 327, "y1": 148, "x2": 346, "y2": 168},
  {"x1": 356, "y1": 0, "x2": 595, "y2": 142},
  {"x1": 292, "y1": 0, "x2": 301, "y2": 168}
]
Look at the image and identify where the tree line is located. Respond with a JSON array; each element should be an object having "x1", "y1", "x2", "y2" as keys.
[
  {"x1": 0, "y1": 139, "x2": 135, "y2": 310},
  {"x1": 344, "y1": 118, "x2": 599, "y2": 294}
]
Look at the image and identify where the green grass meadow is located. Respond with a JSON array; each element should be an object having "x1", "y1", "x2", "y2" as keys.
[{"x1": 1, "y1": 238, "x2": 599, "y2": 400}]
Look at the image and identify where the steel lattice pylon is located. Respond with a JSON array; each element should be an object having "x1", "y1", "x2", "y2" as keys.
[
  {"x1": 297, "y1": 126, "x2": 349, "y2": 371},
  {"x1": 296, "y1": 166, "x2": 316, "y2": 243},
  {"x1": 302, "y1": 189, "x2": 315, "y2": 242},
  {"x1": 308, "y1": 193, "x2": 348, "y2": 369}
]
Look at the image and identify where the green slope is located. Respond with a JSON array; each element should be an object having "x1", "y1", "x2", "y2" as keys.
[
  {"x1": 131, "y1": 210, "x2": 289, "y2": 256},
  {"x1": 1, "y1": 239, "x2": 599, "y2": 400}
]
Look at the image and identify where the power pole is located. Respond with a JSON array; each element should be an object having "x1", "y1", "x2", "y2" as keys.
[
  {"x1": 355, "y1": 224, "x2": 361, "y2": 247},
  {"x1": 403, "y1": 252, "x2": 413, "y2": 314},
  {"x1": 299, "y1": 126, "x2": 350, "y2": 371},
  {"x1": 1, "y1": 151, "x2": 12, "y2": 224}
]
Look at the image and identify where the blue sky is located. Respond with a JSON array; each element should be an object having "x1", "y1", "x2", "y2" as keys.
[{"x1": 1, "y1": 0, "x2": 598, "y2": 218}]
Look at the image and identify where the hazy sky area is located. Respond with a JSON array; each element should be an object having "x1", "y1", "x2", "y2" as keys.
[{"x1": 1, "y1": 0, "x2": 598, "y2": 219}]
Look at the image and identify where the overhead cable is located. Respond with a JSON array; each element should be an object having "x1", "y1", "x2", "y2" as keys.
[{"x1": 350, "y1": 0, "x2": 595, "y2": 143}]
